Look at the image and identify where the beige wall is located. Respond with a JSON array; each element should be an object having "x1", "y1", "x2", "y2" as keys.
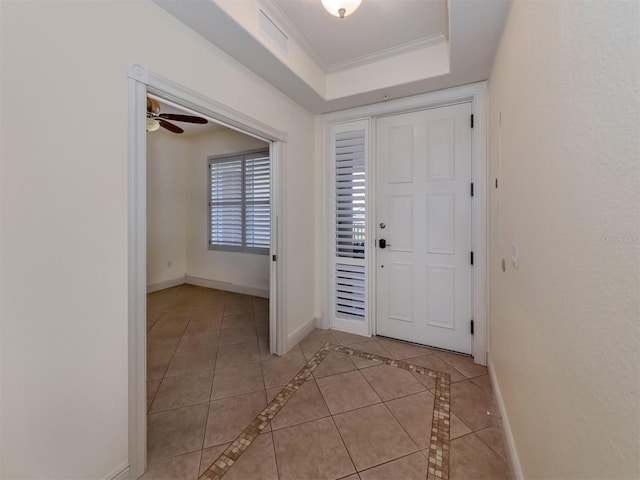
[
  {"x1": 488, "y1": 1, "x2": 639, "y2": 478},
  {"x1": 0, "y1": 1, "x2": 315, "y2": 477},
  {"x1": 146, "y1": 127, "x2": 270, "y2": 294},
  {"x1": 147, "y1": 130, "x2": 189, "y2": 286},
  {"x1": 185, "y1": 129, "x2": 270, "y2": 294}
]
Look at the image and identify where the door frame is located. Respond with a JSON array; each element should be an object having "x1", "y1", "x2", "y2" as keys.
[
  {"x1": 321, "y1": 81, "x2": 487, "y2": 365},
  {"x1": 126, "y1": 62, "x2": 287, "y2": 478}
]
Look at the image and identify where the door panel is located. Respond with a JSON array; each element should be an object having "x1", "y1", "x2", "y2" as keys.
[
  {"x1": 426, "y1": 117, "x2": 456, "y2": 180},
  {"x1": 388, "y1": 263, "x2": 414, "y2": 323},
  {"x1": 426, "y1": 265, "x2": 456, "y2": 329},
  {"x1": 388, "y1": 124, "x2": 414, "y2": 183},
  {"x1": 388, "y1": 194, "x2": 413, "y2": 251},
  {"x1": 426, "y1": 193, "x2": 455, "y2": 254},
  {"x1": 376, "y1": 103, "x2": 473, "y2": 354}
]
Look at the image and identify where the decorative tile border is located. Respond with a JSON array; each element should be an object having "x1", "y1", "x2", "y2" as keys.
[
  {"x1": 199, "y1": 342, "x2": 451, "y2": 480},
  {"x1": 333, "y1": 343, "x2": 451, "y2": 479}
]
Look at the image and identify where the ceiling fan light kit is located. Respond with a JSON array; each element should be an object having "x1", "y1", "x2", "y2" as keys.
[
  {"x1": 146, "y1": 118, "x2": 161, "y2": 132},
  {"x1": 321, "y1": 0, "x2": 363, "y2": 19}
]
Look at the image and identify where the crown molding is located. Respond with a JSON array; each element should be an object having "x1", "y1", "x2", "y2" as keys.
[
  {"x1": 327, "y1": 33, "x2": 447, "y2": 73},
  {"x1": 256, "y1": 2, "x2": 446, "y2": 76}
]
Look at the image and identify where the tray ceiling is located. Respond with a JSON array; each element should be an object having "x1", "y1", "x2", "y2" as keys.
[
  {"x1": 153, "y1": 0, "x2": 512, "y2": 113},
  {"x1": 272, "y1": 0, "x2": 448, "y2": 70}
]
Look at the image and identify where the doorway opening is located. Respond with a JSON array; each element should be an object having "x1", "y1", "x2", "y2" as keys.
[
  {"x1": 145, "y1": 94, "x2": 271, "y2": 297},
  {"x1": 128, "y1": 63, "x2": 286, "y2": 478}
]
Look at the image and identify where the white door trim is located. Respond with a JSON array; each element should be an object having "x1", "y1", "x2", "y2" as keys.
[
  {"x1": 321, "y1": 81, "x2": 487, "y2": 365},
  {"x1": 126, "y1": 62, "x2": 287, "y2": 479}
]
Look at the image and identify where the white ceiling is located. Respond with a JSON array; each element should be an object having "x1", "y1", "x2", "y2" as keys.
[
  {"x1": 271, "y1": 0, "x2": 448, "y2": 70},
  {"x1": 153, "y1": 0, "x2": 512, "y2": 113}
]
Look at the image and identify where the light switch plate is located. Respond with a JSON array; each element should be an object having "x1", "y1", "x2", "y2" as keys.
[{"x1": 511, "y1": 243, "x2": 519, "y2": 269}]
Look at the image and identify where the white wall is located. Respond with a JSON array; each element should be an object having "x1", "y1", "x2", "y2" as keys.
[
  {"x1": 0, "y1": 1, "x2": 316, "y2": 478},
  {"x1": 185, "y1": 129, "x2": 270, "y2": 294},
  {"x1": 147, "y1": 127, "x2": 270, "y2": 295},
  {"x1": 147, "y1": 129, "x2": 189, "y2": 286},
  {"x1": 488, "y1": 1, "x2": 639, "y2": 478}
]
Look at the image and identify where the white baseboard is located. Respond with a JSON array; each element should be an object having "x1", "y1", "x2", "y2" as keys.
[
  {"x1": 487, "y1": 354, "x2": 524, "y2": 480},
  {"x1": 146, "y1": 275, "x2": 270, "y2": 298},
  {"x1": 184, "y1": 275, "x2": 269, "y2": 298},
  {"x1": 286, "y1": 317, "x2": 318, "y2": 352},
  {"x1": 103, "y1": 463, "x2": 129, "y2": 480},
  {"x1": 315, "y1": 315, "x2": 330, "y2": 330},
  {"x1": 147, "y1": 276, "x2": 186, "y2": 293}
]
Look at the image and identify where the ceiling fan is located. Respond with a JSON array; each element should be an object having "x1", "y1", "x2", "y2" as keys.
[{"x1": 146, "y1": 97, "x2": 208, "y2": 134}]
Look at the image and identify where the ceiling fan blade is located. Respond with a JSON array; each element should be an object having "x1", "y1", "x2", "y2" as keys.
[
  {"x1": 159, "y1": 113, "x2": 208, "y2": 124},
  {"x1": 159, "y1": 119, "x2": 184, "y2": 134}
]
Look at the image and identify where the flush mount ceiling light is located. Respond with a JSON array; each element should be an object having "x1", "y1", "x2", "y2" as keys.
[{"x1": 321, "y1": 0, "x2": 363, "y2": 18}]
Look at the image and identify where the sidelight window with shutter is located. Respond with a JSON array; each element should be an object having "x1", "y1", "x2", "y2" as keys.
[
  {"x1": 330, "y1": 120, "x2": 370, "y2": 335},
  {"x1": 208, "y1": 150, "x2": 270, "y2": 254}
]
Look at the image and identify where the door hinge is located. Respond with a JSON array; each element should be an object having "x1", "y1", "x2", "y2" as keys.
[
  {"x1": 470, "y1": 182, "x2": 474, "y2": 197},
  {"x1": 470, "y1": 251, "x2": 474, "y2": 265},
  {"x1": 272, "y1": 254, "x2": 277, "y2": 262},
  {"x1": 470, "y1": 114, "x2": 474, "y2": 128},
  {"x1": 471, "y1": 320, "x2": 474, "y2": 335}
]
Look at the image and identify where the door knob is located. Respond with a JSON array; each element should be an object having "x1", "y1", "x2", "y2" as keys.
[{"x1": 379, "y1": 239, "x2": 391, "y2": 249}]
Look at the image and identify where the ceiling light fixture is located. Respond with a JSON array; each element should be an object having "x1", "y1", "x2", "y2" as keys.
[
  {"x1": 321, "y1": 0, "x2": 362, "y2": 19},
  {"x1": 146, "y1": 118, "x2": 160, "y2": 132}
]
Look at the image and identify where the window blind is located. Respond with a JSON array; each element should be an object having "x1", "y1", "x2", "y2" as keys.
[
  {"x1": 245, "y1": 153, "x2": 271, "y2": 250},
  {"x1": 210, "y1": 157, "x2": 244, "y2": 248},
  {"x1": 334, "y1": 127, "x2": 366, "y2": 322},
  {"x1": 336, "y1": 264, "x2": 366, "y2": 319},
  {"x1": 335, "y1": 130, "x2": 366, "y2": 259},
  {"x1": 209, "y1": 150, "x2": 270, "y2": 254}
]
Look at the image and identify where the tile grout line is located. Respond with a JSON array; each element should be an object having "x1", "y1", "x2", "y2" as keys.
[
  {"x1": 200, "y1": 343, "x2": 218, "y2": 455},
  {"x1": 311, "y1": 359, "x2": 360, "y2": 476},
  {"x1": 147, "y1": 311, "x2": 191, "y2": 412},
  {"x1": 198, "y1": 342, "x2": 451, "y2": 480},
  {"x1": 146, "y1": 287, "x2": 226, "y2": 465},
  {"x1": 199, "y1": 343, "x2": 333, "y2": 480},
  {"x1": 268, "y1": 429, "x2": 281, "y2": 480},
  {"x1": 356, "y1": 369, "x2": 428, "y2": 457},
  {"x1": 357, "y1": 449, "x2": 432, "y2": 477},
  {"x1": 352, "y1": 363, "x2": 410, "y2": 435},
  {"x1": 458, "y1": 426, "x2": 509, "y2": 465},
  {"x1": 330, "y1": 344, "x2": 451, "y2": 480},
  {"x1": 327, "y1": 412, "x2": 359, "y2": 476}
]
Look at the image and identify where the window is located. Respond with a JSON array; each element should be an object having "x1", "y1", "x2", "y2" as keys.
[{"x1": 208, "y1": 150, "x2": 270, "y2": 254}]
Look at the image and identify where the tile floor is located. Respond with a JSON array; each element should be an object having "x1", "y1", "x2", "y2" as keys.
[{"x1": 145, "y1": 285, "x2": 511, "y2": 480}]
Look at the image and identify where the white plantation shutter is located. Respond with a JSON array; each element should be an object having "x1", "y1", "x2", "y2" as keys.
[
  {"x1": 245, "y1": 153, "x2": 271, "y2": 249},
  {"x1": 335, "y1": 131, "x2": 366, "y2": 259},
  {"x1": 336, "y1": 264, "x2": 366, "y2": 319},
  {"x1": 209, "y1": 157, "x2": 243, "y2": 248},
  {"x1": 209, "y1": 150, "x2": 270, "y2": 254},
  {"x1": 331, "y1": 122, "x2": 369, "y2": 332}
]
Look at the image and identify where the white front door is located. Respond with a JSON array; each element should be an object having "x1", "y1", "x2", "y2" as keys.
[{"x1": 375, "y1": 103, "x2": 473, "y2": 354}]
